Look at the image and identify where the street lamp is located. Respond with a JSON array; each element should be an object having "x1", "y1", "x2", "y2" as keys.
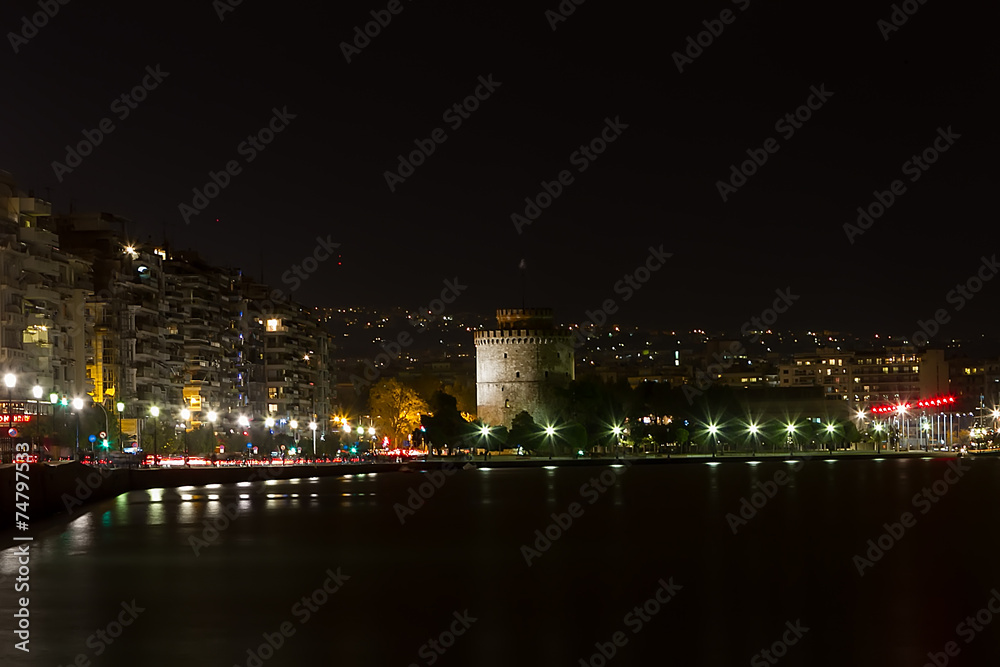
[
  {"x1": 612, "y1": 425, "x2": 622, "y2": 460},
  {"x1": 72, "y1": 397, "x2": 84, "y2": 460},
  {"x1": 479, "y1": 424, "x2": 491, "y2": 460},
  {"x1": 309, "y1": 420, "x2": 317, "y2": 456},
  {"x1": 180, "y1": 408, "x2": 191, "y2": 460},
  {"x1": 825, "y1": 423, "x2": 837, "y2": 454},
  {"x1": 708, "y1": 424, "x2": 719, "y2": 458},
  {"x1": 4, "y1": 373, "x2": 16, "y2": 426},
  {"x1": 748, "y1": 422, "x2": 760, "y2": 457},
  {"x1": 785, "y1": 423, "x2": 797, "y2": 455},
  {"x1": 545, "y1": 425, "x2": 556, "y2": 460},
  {"x1": 149, "y1": 405, "x2": 160, "y2": 466},
  {"x1": 31, "y1": 385, "x2": 42, "y2": 455},
  {"x1": 116, "y1": 402, "x2": 125, "y2": 452}
]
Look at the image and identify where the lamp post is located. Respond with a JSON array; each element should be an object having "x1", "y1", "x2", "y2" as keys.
[
  {"x1": 207, "y1": 411, "x2": 218, "y2": 460},
  {"x1": 116, "y1": 402, "x2": 125, "y2": 452},
  {"x1": 309, "y1": 421, "x2": 317, "y2": 457},
  {"x1": 31, "y1": 385, "x2": 42, "y2": 456},
  {"x1": 290, "y1": 419, "x2": 298, "y2": 450},
  {"x1": 72, "y1": 397, "x2": 84, "y2": 461},
  {"x1": 180, "y1": 408, "x2": 190, "y2": 462},
  {"x1": 545, "y1": 425, "x2": 556, "y2": 460},
  {"x1": 480, "y1": 424, "x2": 490, "y2": 461},
  {"x1": 748, "y1": 422, "x2": 760, "y2": 457},
  {"x1": 825, "y1": 423, "x2": 837, "y2": 455},
  {"x1": 786, "y1": 423, "x2": 797, "y2": 456},
  {"x1": 708, "y1": 424, "x2": 719, "y2": 458},
  {"x1": 149, "y1": 405, "x2": 160, "y2": 467},
  {"x1": 612, "y1": 425, "x2": 622, "y2": 461},
  {"x1": 4, "y1": 374, "x2": 16, "y2": 432}
]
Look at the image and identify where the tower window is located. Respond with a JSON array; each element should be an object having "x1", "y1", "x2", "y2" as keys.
[
  {"x1": 545, "y1": 371, "x2": 549, "y2": 378},
  {"x1": 504, "y1": 399, "x2": 510, "y2": 408},
  {"x1": 504, "y1": 353, "x2": 507, "y2": 358},
  {"x1": 515, "y1": 372, "x2": 520, "y2": 378}
]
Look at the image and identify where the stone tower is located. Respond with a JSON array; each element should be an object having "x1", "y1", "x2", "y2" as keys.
[{"x1": 474, "y1": 308, "x2": 575, "y2": 427}]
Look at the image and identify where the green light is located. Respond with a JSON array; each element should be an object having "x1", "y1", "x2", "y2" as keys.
[{"x1": 60, "y1": 397, "x2": 69, "y2": 406}]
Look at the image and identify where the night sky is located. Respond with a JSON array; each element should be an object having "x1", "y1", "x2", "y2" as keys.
[{"x1": 2, "y1": 1, "x2": 996, "y2": 336}]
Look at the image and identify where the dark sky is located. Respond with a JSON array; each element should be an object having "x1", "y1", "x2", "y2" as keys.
[{"x1": 2, "y1": 1, "x2": 996, "y2": 337}]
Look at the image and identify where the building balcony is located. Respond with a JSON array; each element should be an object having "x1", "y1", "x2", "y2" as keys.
[
  {"x1": 22, "y1": 255, "x2": 60, "y2": 277},
  {"x1": 24, "y1": 284, "x2": 60, "y2": 302}
]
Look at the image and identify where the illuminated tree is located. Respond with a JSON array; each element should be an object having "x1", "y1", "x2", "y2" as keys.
[{"x1": 369, "y1": 379, "x2": 428, "y2": 447}]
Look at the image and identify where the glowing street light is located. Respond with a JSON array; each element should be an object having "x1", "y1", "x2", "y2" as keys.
[
  {"x1": 237, "y1": 415, "x2": 250, "y2": 428},
  {"x1": 149, "y1": 405, "x2": 160, "y2": 466},
  {"x1": 707, "y1": 423, "x2": 720, "y2": 458},
  {"x1": 265, "y1": 417, "x2": 275, "y2": 428},
  {"x1": 342, "y1": 423, "x2": 352, "y2": 433},
  {"x1": 747, "y1": 422, "x2": 760, "y2": 456},
  {"x1": 309, "y1": 420, "x2": 317, "y2": 456},
  {"x1": 72, "y1": 397, "x2": 84, "y2": 411},
  {"x1": 544, "y1": 425, "x2": 556, "y2": 459},
  {"x1": 207, "y1": 410, "x2": 217, "y2": 423},
  {"x1": 180, "y1": 408, "x2": 191, "y2": 421}
]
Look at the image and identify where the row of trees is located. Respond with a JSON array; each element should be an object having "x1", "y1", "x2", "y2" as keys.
[{"x1": 357, "y1": 377, "x2": 951, "y2": 455}]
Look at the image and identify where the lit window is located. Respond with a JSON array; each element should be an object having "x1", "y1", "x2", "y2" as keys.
[{"x1": 266, "y1": 319, "x2": 280, "y2": 332}]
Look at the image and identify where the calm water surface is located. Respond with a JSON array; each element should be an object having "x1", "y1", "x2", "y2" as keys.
[{"x1": 2, "y1": 458, "x2": 999, "y2": 666}]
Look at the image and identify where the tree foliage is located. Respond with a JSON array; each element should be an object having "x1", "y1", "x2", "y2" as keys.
[{"x1": 369, "y1": 378, "x2": 428, "y2": 447}]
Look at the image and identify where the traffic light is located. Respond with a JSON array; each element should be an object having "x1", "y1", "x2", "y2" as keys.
[{"x1": 349, "y1": 446, "x2": 357, "y2": 454}]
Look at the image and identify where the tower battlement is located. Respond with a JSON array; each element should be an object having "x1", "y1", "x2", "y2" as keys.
[{"x1": 495, "y1": 308, "x2": 555, "y2": 330}]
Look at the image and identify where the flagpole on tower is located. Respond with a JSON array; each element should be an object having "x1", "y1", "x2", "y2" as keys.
[{"x1": 519, "y1": 259, "x2": 527, "y2": 309}]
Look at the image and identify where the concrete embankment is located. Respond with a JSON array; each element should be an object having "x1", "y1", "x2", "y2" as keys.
[{"x1": 0, "y1": 461, "x2": 405, "y2": 527}]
